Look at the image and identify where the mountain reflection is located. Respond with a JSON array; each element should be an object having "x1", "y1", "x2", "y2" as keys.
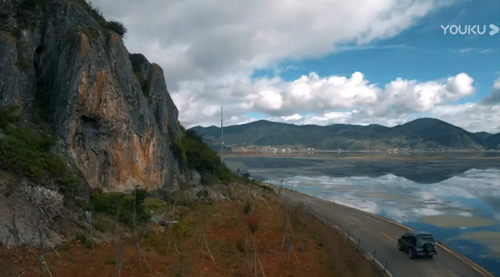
[{"x1": 224, "y1": 155, "x2": 500, "y2": 184}]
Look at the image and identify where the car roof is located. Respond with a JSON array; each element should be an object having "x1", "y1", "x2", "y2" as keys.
[{"x1": 409, "y1": 231, "x2": 433, "y2": 236}]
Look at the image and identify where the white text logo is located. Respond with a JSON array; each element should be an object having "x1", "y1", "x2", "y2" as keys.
[{"x1": 440, "y1": 24, "x2": 499, "y2": 36}]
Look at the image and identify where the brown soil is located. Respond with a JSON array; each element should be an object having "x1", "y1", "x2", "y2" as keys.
[{"x1": 0, "y1": 187, "x2": 379, "y2": 277}]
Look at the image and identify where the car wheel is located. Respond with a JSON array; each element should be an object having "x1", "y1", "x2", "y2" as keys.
[
  {"x1": 398, "y1": 241, "x2": 403, "y2": 251},
  {"x1": 408, "y1": 249, "x2": 414, "y2": 259},
  {"x1": 428, "y1": 255, "x2": 434, "y2": 259}
]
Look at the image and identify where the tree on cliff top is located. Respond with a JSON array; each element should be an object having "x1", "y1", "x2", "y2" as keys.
[{"x1": 106, "y1": 20, "x2": 127, "y2": 38}]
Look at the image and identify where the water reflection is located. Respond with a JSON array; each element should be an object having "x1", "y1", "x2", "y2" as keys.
[
  {"x1": 224, "y1": 154, "x2": 500, "y2": 276},
  {"x1": 225, "y1": 154, "x2": 500, "y2": 183}
]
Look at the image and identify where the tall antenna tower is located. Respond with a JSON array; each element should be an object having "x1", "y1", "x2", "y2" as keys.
[{"x1": 220, "y1": 107, "x2": 224, "y2": 163}]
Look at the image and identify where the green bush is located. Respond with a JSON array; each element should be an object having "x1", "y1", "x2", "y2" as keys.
[
  {"x1": 0, "y1": 105, "x2": 22, "y2": 129},
  {"x1": 75, "y1": 0, "x2": 106, "y2": 27},
  {"x1": 92, "y1": 219, "x2": 107, "y2": 233},
  {"x1": 75, "y1": 233, "x2": 91, "y2": 248},
  {"x1": 0, "y1": 106, "x2": 78, "y2": 195},
  {"x1": 172, "y1": 127, "x2": 235, "y2": 184},
  {"x1": 244, "y1": 202, "x2": 251, "y2": 214},
  {"x1": 89, "y1": 188, "x2": 151, "y2": 226},
  {"x1": 0, "y1": 126, "x2": 72, "y2": 178},
  {"x1": 241, "y1": 172, "x2": 250, "y2": 180},
  {"x1": 106, "y1": 21, "x2": 127, "y2": 38},
  {"x1": 75, "y1": 1, "x2": 129, "y2": 38}
]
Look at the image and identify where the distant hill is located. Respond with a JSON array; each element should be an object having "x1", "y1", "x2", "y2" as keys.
[
  {"x1": 474, "y1": 132, "x2": 493, "y2": 140},
  {"x1": 485, "y1": 133, "x2": 500, "y2": 149},
  {"x1": 190, "y1": 118, "x2": 499, "y2": 151}
]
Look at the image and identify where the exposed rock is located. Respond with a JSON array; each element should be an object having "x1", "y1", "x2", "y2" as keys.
[
  {"x1": 0, "y1": 171, "x2": 68, "y2": 247},
  {"x1": 0, "y1": 0, "x2": 184, "y2": 191}
]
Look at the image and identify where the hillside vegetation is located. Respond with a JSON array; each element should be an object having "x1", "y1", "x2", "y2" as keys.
[
  {"x1": 0, "y1": 105, "x2": 82, "y2": 198},
  {"x1": 191, "y1": 118, "x2": 499, "y2": 150},
  {"x1": 170, "y1": 126, "x2": 234, "y2": 183},
  {"x1": 1, "y1": 183, "x2": 383, "y2": 277}
]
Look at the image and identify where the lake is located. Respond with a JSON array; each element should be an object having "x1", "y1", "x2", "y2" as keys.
[{"x1": 224, "y1": 153, "x2": 500, "y2": 276}]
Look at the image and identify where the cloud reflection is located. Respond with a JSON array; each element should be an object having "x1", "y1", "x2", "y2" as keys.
[{"x1": 268, "y1": 169, "x2": 500, "y2": 224}]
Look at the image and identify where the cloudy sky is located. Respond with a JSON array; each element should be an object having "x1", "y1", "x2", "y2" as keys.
[{"x1": 92, "y1": 0, "x2": 500, "y2": 133}]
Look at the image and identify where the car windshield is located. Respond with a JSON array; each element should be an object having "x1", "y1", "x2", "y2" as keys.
[{"x1": 416, "y1": 236, "x2": 435, "y2": 246}]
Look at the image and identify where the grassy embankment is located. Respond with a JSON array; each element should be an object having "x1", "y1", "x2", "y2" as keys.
[{"x1": 0, "y1": 105, "x2": 381, "y2": 276}]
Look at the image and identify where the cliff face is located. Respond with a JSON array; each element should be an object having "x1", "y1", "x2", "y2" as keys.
[{"x1": 0, "y1": 0, "x2": 183, "y2": 191}]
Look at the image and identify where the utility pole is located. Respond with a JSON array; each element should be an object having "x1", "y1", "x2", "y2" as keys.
[{"x1": 221, "y1": 107, "x2": 224, "y2": 163}]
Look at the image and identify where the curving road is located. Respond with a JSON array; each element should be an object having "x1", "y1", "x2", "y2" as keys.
[{"x1": 281, "y1": 189, "x2": 496, "y2": 277}]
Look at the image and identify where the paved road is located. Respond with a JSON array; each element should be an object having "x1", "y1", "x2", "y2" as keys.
[{"x1": 281, "y1": 189, "x2": 495, "y2": 277}]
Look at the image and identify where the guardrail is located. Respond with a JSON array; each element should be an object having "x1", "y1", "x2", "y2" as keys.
[
  {"x1": 274, "y1": 186, "x2": 496, "y2": 277},
  {"x1": 302, "y1": 203, "x2": 393, "y2": 277},
  {"x1": 307, "y1": 194, "x2": 496, "y2": 277},
  {"x1": 276, "y1": 192, "x2": 393, "y2": 277}
]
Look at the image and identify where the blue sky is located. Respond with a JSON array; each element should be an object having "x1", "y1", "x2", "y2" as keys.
[
  {"x1": 102, "y1": 0, "x2": 500, "y2": 132},
  {"x1": 248, "y1": 0, "x2": 500, "y2": 121}
]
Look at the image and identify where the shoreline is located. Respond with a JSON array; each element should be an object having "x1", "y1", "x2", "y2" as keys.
[
  {"x1": 272, "y1": 184, "x2": 496, "y2": 277},
  {"x1": 223, "y1": 152, "x2": 500, "y2": 160}
]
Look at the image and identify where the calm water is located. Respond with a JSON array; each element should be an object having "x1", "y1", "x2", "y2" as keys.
[{"x1": 225, "y1": 153, "x2": 500, "y2": 276}]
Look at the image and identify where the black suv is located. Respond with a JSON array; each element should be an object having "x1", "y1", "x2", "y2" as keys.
[{"x1": 397, "y1": 231, "x2": 437, "y2": 259}]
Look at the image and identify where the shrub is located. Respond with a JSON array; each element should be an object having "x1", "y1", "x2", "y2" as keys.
[
  {"x1": 74, "y1": 0, "x2": 127, "y2": 38},
  {"x1": 143, "y1": 197, "x2": 167, "y2": 214},
  {"x1": 168, "y1": 190, "x2": 194, "y2": 207},
  {"x1": 0, "y1": 125, "x2": 74, "y2": 179},
  {"x1": 236, "y1": 239, "x2": 245, "y2": 253},
  {"x1": 173, "y1": 126, "x2": 236, "y2": 184},
  {"x1": 92, "y1": 218, "x2": 108, "y2": 233},
  {"x1": 0, "y1": 105, "x2": 22, "y2": 129},
  {"x1": 75, "y1": 1, "x2": 129, "y2": 39},
  {"x1": 243, "y1": 202, "x2": 251, "y2": 214},
  {"x1": 89, "y1": 188, "x2": 151, "y2": 226},
  {"x1": 0, "y1": 106, "x2": 78, "y2": 196},
  {"x1": 247, "y1": 214, "x2": 259, "y2": 234},
  {"x1": 171, "y1": 219, "x2": 190, "y2": 241},
  {"x1": 75, "y1": 233, "x2": 91, "y2": 248},
  {"x1": 75, "y1": 0, "x2": 106, "y2": 27},
  {"x1": 241, "y1": 172, "x2": 251, "y2": 180},
  {"x1": 106, "y1": 21, "x2": 127, "y2": 38}
]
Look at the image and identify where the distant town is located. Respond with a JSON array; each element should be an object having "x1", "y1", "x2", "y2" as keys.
[{"x1": 223, "y1": 144, "x2": 500, "y2": 154}]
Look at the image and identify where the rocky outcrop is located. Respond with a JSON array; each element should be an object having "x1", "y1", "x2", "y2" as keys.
[{"x1": 0, "y1": 0, "x2": 183, "y2": 191}]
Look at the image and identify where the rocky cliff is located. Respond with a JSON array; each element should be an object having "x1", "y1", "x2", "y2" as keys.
[{"x1": 0, "y1": 0, "x2": 183, "y2": 191}]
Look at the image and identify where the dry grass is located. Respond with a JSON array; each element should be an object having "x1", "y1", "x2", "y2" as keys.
[{"x1": 0, "y1": 184, "x2": 381, "y2": 277}]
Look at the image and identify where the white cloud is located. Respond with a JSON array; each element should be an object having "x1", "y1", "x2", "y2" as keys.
[
  {"x1": 481, "y1": 77, "x2": 500, "y2": 106},
  {"x1": 175, "y1": 71, "x2": 494, "y2": 131},
  {"x1": 266, "y1": 169, "x2": 500, "y2": 222},
  {"x1": 453, "y1": 48, "x2": 494, "y2": 54},
  {"x1": 89, "y1": 0, "x2": 500, "y2": 133}
]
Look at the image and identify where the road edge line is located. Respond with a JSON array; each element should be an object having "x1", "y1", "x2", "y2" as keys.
[
  {"x1": 296, "y1": 191, "x2": 496, "y2": 277},
  {"x1": 307, "y1": 209, "x2": 394, "y2": 277}
]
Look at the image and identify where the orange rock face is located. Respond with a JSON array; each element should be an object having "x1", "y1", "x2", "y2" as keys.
[{"x1": 67, "y1": 46, "x2": 181, "y2": 191}]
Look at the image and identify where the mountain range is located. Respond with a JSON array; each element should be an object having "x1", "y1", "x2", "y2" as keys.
[{"x1": 190, "y1": 118, "x2": 500, "y2": 151}]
